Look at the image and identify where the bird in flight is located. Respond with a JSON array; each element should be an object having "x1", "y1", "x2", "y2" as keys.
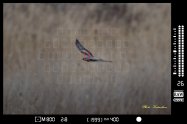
[{"x1": 75, "y1": 39, "x2": 112, "y2": 62}]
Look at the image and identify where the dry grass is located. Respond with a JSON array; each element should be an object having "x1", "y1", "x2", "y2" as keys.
[{"x1": 3, "y1": 3, "x2": 171, "y2": 114}]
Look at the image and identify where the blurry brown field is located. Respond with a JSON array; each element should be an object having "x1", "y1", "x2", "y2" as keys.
[{"x1": 3, "y1": 3, "x2": 171, "y2": 114}]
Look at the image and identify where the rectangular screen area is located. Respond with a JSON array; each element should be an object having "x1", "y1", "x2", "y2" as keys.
[{"x1": 3, "y1": 3, "x2": 171, "y2": 114}]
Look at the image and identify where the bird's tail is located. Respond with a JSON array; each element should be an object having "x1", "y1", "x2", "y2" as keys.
[{"x1": 98, "y1": 59, "x2": 112, "y2": 62}]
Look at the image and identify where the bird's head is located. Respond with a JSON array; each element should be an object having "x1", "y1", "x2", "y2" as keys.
[{"x1": 82, "y1": 58, "x2": 88, "y2": 61}]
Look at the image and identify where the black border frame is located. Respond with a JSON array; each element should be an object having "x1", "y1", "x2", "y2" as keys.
[{"x1": 2, "y1": 1, "x2": 185, "y2": 123}]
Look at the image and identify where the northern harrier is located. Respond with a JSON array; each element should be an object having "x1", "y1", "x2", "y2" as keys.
[{"x1": 75, "y1": 39, "x2": 112, "y2": 62}]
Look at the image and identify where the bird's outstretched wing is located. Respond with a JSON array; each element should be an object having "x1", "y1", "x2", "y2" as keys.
[{"x1": 75, "y1": 39, "x2": 94, "y2": 57}]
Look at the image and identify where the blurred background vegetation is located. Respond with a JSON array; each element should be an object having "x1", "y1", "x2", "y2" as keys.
[{"x1": 4, "y1": 3, "x2": 171, "y2": 114}]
